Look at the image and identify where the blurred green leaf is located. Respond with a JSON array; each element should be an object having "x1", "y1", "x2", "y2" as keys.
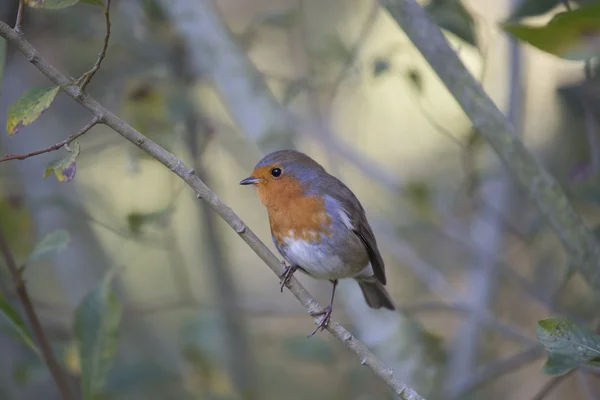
[
  {"x1": 0, "y1": 196, "x2": 32, "y2": 257},
  {"x1": 536, "y1": 317, "x2": 600, "y2": 375},
  {"x1": 282, "y1": 336, "x2": 335, "y2": 364},
  {"x1": 43, "y1": 141, "x2": 80, "y2": 183},
  {"x1": 7, "y1": 86, "x2": 60, "y2": 135},
  {"x1": 27, "y1": 230, "x2": 70, "y2": 264},
  {"x1": 503, "y1": 3, "x2": 600, "y2": 60},
  {"x1": 507, "y1": 0, "x2": 560, "y2": 21},
  {"x1": 75, "y1": 271, "x2": 122, "y2": 400},
  {"x1": 425, "y1": 0, "x2": 477, "y2": 47},
  {"x1": 0, "y1": 292, "x2": 39, "y2": 354},
  {"x1": 127, "y1": 207, "x2": 173, "y2": 235},
  {"x1": 24, "y1": 0, "x2": 80, "y2": 9}
]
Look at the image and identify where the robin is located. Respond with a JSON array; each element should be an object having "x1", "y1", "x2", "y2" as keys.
[{"x1": 240, "y1": 150, "x2": 395, "y2": 336}]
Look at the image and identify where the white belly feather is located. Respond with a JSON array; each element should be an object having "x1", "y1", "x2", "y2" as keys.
[{"x1": 283, "y1": 236, "x2": 364, "y2": 280}]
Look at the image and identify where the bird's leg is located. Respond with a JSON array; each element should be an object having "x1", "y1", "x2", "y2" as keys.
[
  {"x1": 279, "y1": 260, "x2": 298, "y2": 292},
  {"x1": 307, "y1": 279, "x2": 338, "y2": 338}
]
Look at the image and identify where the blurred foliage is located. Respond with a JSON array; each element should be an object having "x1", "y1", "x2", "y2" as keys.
[
  {"x1": 74, "y1": 271, "x2": 122, "y2": 400},
  {"x1": 507, "y1": 0, "x2": 561, "y2": 21},
  {"x1": 536, "y1": 317, "x2": 600, "y2": 375},
  {"x1": 0, "y1": 292, "x2": 38, "y2": 354}
]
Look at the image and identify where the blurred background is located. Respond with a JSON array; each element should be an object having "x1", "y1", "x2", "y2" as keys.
[{"x1": 1, "y1": 0, "x2": 600, "y2": 399}]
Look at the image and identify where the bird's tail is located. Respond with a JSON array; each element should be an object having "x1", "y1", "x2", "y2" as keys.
[{"x1": 356, "y1": 278, "x2": 395, "y2": 310}]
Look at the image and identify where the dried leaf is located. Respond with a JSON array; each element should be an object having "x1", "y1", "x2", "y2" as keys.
[{"x1": 43, "y1": 141, "x2": 80, "y2": 183}]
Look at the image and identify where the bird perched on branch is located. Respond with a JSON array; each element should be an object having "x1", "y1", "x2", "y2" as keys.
[{"x1": 240, "y1": 150, "x2": 395, "y2": 336}]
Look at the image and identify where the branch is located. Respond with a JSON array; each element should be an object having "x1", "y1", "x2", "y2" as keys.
[
  {"x1": 379, "y1": 0, "x2": 600, "y2": 290},
  {"x1": 77, "y1": 0, "x2": 111, "y2": 91},
  {"x1": 0, "y1": 22, "x2": 425, "y2": 400},
  {"x1": 0, "y1": 117, "x2": 100, "y2": 163},
  {"x1": 0, "y1": 229, "x2": 74, "y2": 400},
  {"x1": 14, "y1": 0, "x2": 23, "y2": 33}
]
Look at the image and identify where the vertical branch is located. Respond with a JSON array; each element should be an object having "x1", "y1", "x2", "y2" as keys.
[
  {"x1": 582, "y1": 61, "x2": 599, "y2": 173},
  {"x1": 0, "y1": 230, "x2": 74, "y2": 400},
  {"x1": 14, "y1": 0, "x2": 23, "y2": 33},
  {"x1": 78, "y1": 0, "x2": 112, "y2": 91}
]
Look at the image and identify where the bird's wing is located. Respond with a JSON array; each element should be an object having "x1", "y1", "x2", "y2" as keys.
[{"x1": 320, "y1": 176, "x2": 387, "y2": 285}]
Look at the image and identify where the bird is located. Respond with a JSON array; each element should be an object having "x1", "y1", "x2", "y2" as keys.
[{"x1": 240, "y1": 150, "x2": 395, "y2": 337}]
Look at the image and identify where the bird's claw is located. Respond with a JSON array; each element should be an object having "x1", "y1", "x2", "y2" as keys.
[
  {"x1": 279, "y1": 262, "x2": 297, "y2": 292},
  {"x1": 307, "y1": 305, "x2": 332, "y2": 338}
]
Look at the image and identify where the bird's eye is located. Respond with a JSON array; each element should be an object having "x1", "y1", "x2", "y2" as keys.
[{"x1": 271, "y1": 168, "x2": 282, "y2": 178}]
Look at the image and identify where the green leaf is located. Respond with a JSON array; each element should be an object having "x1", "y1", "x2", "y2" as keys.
[
  {"x1": 27, "y1": 230, "x2": 71, "y2": 264},
  {"x1": 24, "y1": 0, "x2": 80, "y2": 9},
  {"x1": 507, "y1": 0, "x2": 561, "y2": 21},
  {"x1": 75, "y1": 271, "x2": 122, "y2": 400},
  {"x1": 425, "y1": 0, "x2": 477, "y2": 47},
  {"x1": 43, "y1": 141, "x2": 80, "y2": 183},
  {"x1": 7, "y1": 86, "x2": 60, "y2": 135},
  {"x1": 0, "y1": 292, "x2": 39, "y2": 354},
  {"x1": 503, "y1": 3, "x2": 600, "y2": 60},
  {"x1": 536, "y1": 317, "x2": 600, "y2": 375}
]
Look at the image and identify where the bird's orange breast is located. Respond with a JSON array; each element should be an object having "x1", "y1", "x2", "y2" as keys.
[{"x1": 255, "y1": 175, "x2": 332, "y2": 244}]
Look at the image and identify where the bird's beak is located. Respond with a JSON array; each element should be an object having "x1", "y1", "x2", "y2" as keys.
[{"x1": 240, "y1": 176, "x2": 261, "y2": 185}]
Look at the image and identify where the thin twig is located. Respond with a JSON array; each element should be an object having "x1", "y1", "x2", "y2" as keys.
[
  {"x1": 530, "y1": 371, "x2": 573, "y2": 400},
  {"x1": 14, "y1": 0, "x2": 24, "y2": 33},
  {"x1": 0, "y1": 22, "x2": 424, "y2": 400},
  {"x1": 453, "y1": 344, "x2": 544, "y2": 397},
  {"x1": 0, "y1": 229, "x2": 74, "y2": 400},
  {"x1": 77, "y1": 0, "x2": 111, "y2": 91},
  {"x1": 0, "y1": 117, "x2": 100, "y2": 163}
]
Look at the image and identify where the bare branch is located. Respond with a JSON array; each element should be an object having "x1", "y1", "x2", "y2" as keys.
[
  {"x1": 0, "y1": 229, "x2": 74, "y2": 400},
  {"x1": 0, "y1": 117, "x2": 100, "y2": 163},
  {"x1": 77, "y1": 0, "x2": 112, "y2": 91},
  {"x1": 453, "y1": 344, "x2": 544, "y2": 397},
  {"x1": 14, "y1": 0, "x2": 23, "y2": 33},
  {"x1": 0, "y1": 21, "x2": 425, "y2": 400},
  {"x1": 530, "y1": 372, "x2": 573, "y2": 400}
]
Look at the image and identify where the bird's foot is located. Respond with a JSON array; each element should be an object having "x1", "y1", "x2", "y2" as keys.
[
  {"x1": 307, "y1": 305, "x2": 332, "y2": 338},
  {"x1": 279, "y1": 262, "x2": 297, "y2": 293}
]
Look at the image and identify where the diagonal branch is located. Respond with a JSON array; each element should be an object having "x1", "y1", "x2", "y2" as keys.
[
  {"x1": 0, "y1": 117, "x2": 100, "y2": 163},
  {"x1": 0, "y1": 21, "x2": 425, "y2": 400},
  {"x1": 0, "y1": 229, "x2": 74, "y2": 400},
  {"x1": 379, "y1": 0, "x2": 600, "y2": 291}
]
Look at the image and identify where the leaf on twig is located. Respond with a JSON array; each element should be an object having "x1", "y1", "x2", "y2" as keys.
[
  {"x1": 24, "y1": 0, "x2": 80, "y2": 9},
  {"x1": 75, "y1": 271, "x2": 122, "y2": 400},
  {"x1": 43, "y1": 141, "x2": 80, "y2": 183},
  {"x1": 503, "y1": 2, "x2": 600, "y2": 60},
  {"x1": 425, "y1": 0, "x2": 478, "y2": 47},
  {"x1": 7, "y1": 86, "x2": 60, "y2": 135},
  {"x1": 536, "y1": 317, "x2": 600, "y2": 375},
  {"x1": 0, "y1": 292, "x2": 39, "y2": 354},
  {"x1": 507, "y1": 0, "x2": 561, "y2": 21},
  {"x1": 27, "y1": 230, "x2": 71, "y2": 264}
]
